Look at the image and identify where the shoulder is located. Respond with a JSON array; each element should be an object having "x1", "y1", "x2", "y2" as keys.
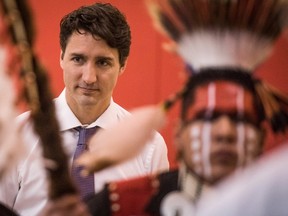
[
  {"x1": 139, "y1": 130, "x2": 168, "y2": 171},
  {"x1": 16, "y1": 111, "x2": 40, "y2": 151},
  {"x1": 16, "y1": 110, "x2": 31, "y2": 124},
  {"x1": 149, "y1": 131, "x2": 166, "y2": 146},
  {"x1": 16, "y1": 111, "x2": 39, "y2": 144},
  {"x1": 110, "y1": 102, "x2": 131, "y2": 119}
]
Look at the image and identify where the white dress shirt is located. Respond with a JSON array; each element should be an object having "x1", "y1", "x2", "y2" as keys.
[{"x1": 0, "y1": 89, "x2": 169, "y2": 216}]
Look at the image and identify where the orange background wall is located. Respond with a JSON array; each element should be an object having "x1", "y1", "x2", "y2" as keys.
[{"x1": 28, "y1": 0, "x2": 288, "y2": 167}]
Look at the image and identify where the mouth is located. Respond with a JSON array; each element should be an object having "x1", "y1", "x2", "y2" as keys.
[
  {"x1": 210, "y1": 151, "x2": 238, "y2": 166},
  {"x1": 78, "y1": 86, "x2": 99, "y2": 94}
]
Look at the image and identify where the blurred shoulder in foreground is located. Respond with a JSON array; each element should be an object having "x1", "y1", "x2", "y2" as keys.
[{"x1": 196, "y1": 142, "x2": 288, "y2": 216}]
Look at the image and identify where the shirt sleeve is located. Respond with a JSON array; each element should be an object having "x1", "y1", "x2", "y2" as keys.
[
  {"x1": 142, "y1": 131, "x2": 169, "y2": 174},
  {"x1": 0, "y1": 168, "x2": 19, "y2": 210},
  {"x1": 0, "y1": 113, "x2": 49, "y2": 216}
]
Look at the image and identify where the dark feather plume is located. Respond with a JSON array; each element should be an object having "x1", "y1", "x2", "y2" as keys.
[
  {"x1": 1, "y1": 0, "x2": 78, "y2": 199},
  {"x1": 150, "y1": 0, "x2": 288, "y2": 40}
]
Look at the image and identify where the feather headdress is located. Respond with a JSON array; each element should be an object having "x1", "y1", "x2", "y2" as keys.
[{"x1": 148, "y1": 0, "x2": 288, "y2": 133}]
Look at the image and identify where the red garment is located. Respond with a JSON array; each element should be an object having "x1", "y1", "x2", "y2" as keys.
[{"x1": 107, "y1": 174, "x2": 159, "y2": 216}]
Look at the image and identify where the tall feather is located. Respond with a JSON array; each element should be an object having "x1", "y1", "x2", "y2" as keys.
[{"x1": 1, "y1": 0, "x2": 78, "y2": 199}]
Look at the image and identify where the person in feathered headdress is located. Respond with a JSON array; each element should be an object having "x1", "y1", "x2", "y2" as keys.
[{"x1": 73, "y1": 0, "x2": 288, "y2": 215}]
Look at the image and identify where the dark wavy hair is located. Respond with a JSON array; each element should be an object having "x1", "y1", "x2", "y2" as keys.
[{"x1": 59, "y1": 3, "x2": 131, "y2": 67}]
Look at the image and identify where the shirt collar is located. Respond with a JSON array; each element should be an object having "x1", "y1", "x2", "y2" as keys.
[{"x1": 55, "y1": 89, "x2": 120, "y2": 131}]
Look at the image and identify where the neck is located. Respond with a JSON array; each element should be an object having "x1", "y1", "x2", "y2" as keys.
[
  {"x1": 77, "y1": 107, "x2": 107, "y2": 125},
  {"x1": 67, "y1": 97, "x2": 111, "y2": 125},
  {"x1": 178, "y1": 164, "x2": 212, "y2": 204}
]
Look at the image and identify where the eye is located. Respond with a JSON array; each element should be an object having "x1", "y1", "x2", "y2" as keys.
[
  {"x1": 98, "y1": 60, "x2": 108, "y2": 66},
  {"x1": 96, "y1": 58, "x2": 112, "y2": 68},
  {"x1": 71, "y1": 56, "x2": 84, "y2": 64},
  {"x1": 235, "y1": 114, "x2": 258, "y2": 126}
]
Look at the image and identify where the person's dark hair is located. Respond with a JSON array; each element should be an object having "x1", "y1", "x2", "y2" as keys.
[{"x1": 59, "y1": 3, "x2": 131, "y2": 67}]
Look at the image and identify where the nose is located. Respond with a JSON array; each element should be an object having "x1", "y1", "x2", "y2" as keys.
[
  {"x1": 82, "y1": 64, "x2": 97, "y2": 84},
  {"x1": 212, "y1": 115, "x2": 237, "y2": 144}
]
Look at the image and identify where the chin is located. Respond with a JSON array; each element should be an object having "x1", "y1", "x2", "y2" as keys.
[
  {"x1": 78, "y1": 96, "x2": 98, "y2": 106},
  {"x1": 209, "y1": 168, "x2": 236, "y2": 184}
]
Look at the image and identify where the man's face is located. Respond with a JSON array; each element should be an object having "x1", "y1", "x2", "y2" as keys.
[
  {"x1": 60, "y1": 31, "x2": 125, "y2": 112},
  {"x1": 177, "y1": 81, "x2": 263, "y2": 184}
]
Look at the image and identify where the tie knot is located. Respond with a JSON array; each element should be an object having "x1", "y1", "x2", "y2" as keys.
[{"x1": 76, "y1": 126, "x2": 99, "y2": 146}]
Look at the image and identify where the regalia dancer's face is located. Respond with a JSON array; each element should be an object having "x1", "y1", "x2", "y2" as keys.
[{"x1": 177, "y1": 81, "x2": 263, "y2": 184}]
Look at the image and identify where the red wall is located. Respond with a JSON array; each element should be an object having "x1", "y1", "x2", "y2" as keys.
[{"x1": 28, "y1": 0, "x2": 288, "y2": 167}]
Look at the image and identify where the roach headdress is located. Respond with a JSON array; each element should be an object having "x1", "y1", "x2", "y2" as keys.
[{"x1": 148, "y1": 0, "x2": 288, "y2": 133}]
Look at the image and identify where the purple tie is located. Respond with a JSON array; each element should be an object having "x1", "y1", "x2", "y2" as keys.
[{"x1": 71, "y1": 126, "x2": 98, "y2": 200}]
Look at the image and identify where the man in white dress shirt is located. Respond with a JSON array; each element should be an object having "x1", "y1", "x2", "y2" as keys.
[{"x1": 0, "y1": 3, "x2": 168, "y2": 216}]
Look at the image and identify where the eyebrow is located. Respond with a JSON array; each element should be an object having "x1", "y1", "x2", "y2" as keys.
[
  {"x1": 189, "y1": 109, "x2": 258, "y2": 124},
  {"x1": 69, "y1": 52, "x2": 114, "y2": 60},
  {"x1": 69, "y1": 52, "x2": 85, "y2": 57},
  {"x1": 95, "y1": 56, "x2": 114, "y2": 61}
]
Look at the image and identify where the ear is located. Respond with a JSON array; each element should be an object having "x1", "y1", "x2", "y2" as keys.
[
  {"x1": 59, "y1": 51, "x2": 64, "y2": 69},
  {"x1": 257, "y1": 128, "x2": 266, "y2": 156},
  {"x1": 174, "y1": 126, "x2": 185, "y2": 162},
  {"x1": 119, "y1": 59, "x2": 128, "y2": 75},
  {"x1": 174, "y1": 121, "x2": 184, "y2": 151}
]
